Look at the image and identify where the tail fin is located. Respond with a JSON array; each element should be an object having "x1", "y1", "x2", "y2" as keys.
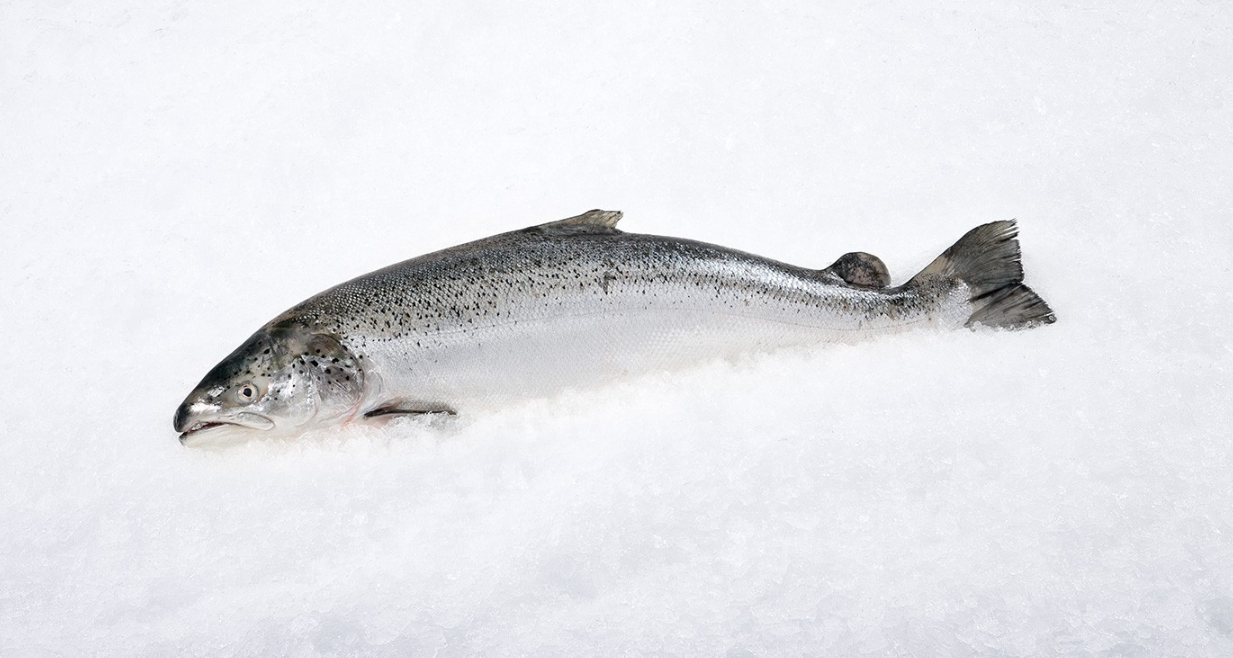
[{"x1": 908, "y1": 220, "x2": 1056, "y2": 329}]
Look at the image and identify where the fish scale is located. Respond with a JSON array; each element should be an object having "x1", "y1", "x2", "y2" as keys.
[{"x1": 174, "y1": 209, "x2": 1054, "y2": 446}]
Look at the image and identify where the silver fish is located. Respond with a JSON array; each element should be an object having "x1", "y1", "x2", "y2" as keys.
[{"x1": 174, "y1": 210, "x2": 1054, "y2": 446}]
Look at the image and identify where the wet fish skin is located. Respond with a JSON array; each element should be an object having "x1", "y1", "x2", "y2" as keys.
[{"x1": 174, "y1": 210, "x2": 1054, "y2": 447}]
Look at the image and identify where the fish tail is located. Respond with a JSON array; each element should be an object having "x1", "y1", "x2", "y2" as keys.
[{"x1": 908, "y1": 220, "x2": 1056, "y2": 329}]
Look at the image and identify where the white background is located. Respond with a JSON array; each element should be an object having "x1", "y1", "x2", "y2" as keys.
[{"x1": 2, "y1": 1, "x2": 1230, "y2": 655}]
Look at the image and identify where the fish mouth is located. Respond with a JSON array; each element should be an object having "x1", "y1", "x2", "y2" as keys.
[
  {"x1": 178, "y1": 413, "x2": 276, "y2": 446},
  {"x1": 180, "y1": 421, "x2": 226, "y2": 437}
]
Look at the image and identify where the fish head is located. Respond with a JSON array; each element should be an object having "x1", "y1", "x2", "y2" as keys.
[{"x1": 174, "y1": 324, "x2": 365, "y2": 447}]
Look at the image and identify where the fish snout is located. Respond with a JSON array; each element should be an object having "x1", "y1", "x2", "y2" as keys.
[
  {"x1": 173, "y1": 398, "x2": 224, "y2": 439},
  {"x1": 173, "y1": 400, "x2": 194, "y2": 434}
]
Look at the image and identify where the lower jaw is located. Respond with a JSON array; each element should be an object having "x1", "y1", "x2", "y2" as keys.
[{"x1": 179, "y1": 424, "x2": 270, "y2": 449}]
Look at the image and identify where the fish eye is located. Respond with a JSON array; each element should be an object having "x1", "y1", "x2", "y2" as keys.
[{"x1": 235, "y1": 383, "x2": 259, "y2": 403}]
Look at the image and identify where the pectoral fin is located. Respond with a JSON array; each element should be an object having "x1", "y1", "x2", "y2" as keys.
[{"x1": 363, "y1": 400, "x2": 457, "y2": 418}]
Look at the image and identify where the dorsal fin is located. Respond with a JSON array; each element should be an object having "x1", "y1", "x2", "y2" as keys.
[
  {"x1": 533, "y1": 209, "x2": 624, "y2": 235},
  {"x1": 823, "y1": 252, "x2": 891, "y2": 288}
]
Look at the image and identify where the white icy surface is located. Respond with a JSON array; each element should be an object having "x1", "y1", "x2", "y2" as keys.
[{"x1": 2, "y1": 1, "x2": 1231, "y2": 656}]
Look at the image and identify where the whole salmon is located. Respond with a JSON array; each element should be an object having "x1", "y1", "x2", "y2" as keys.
[{"x1": 174, "y1": 210, "x2": 1054, "y2": 446}]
